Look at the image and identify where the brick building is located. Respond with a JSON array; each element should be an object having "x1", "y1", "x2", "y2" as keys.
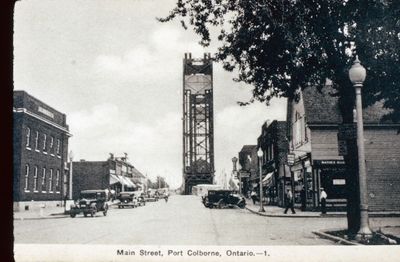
[
  {"x1": 238, "y1": 145, "x2": 258, "y2": 196},
  {"x1": 13, "y1": 90, "x2": 71, "y2": 211},
  {"x1": 287, "y1": 85, "x2": 400, "y2": 211},
  {"x1": 257, "y1": 120, "x2": 289, "y2": 206},
  {"x1": 72, "y1": 154, "x2": 142, "y2": 199}
]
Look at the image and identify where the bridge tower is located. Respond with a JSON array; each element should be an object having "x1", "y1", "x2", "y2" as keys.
[{"x1": 182, "y1": 53, "x2": 215, "y2": 195}]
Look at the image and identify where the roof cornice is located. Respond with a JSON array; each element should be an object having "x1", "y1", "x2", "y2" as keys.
[{"x1": 13, "y1": 107, "x2": 72, "y2": 136}]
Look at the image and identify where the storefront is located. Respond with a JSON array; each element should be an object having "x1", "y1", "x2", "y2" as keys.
[
  {"x1": 313, "y1": 160, "x2": 347, "y2": 202},
  {"x1": 290, "y1": 157, "x2": 316, "y2": 209},
  {"x1": 288, "y1": 156, "x2": 347, "y2": 210}
]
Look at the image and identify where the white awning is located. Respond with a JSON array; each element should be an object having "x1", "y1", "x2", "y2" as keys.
[
  {"x1": 110, "y1": 174, "x2": 121, "y2": 185},
  {"x1": 262, "y1": 172, "x2": 274, "y2": 187},
  {"x1": 121, "y1": 176, "x2": 136, "y2": 188}
]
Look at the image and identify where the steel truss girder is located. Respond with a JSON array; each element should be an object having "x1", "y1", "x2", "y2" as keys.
[{"x1": 182, "y1": 53, "x2": 215, "y2": 195}]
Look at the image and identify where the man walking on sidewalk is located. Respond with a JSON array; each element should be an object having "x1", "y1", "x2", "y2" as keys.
[
  {"x1": 320, "y1": 188, "x2": 328, "y2": 214},
  {"x1": 284, "y1": 189, "x2": 296, "y2": 214}
]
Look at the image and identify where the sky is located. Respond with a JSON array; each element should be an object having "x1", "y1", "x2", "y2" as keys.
[{"x1": 14, "y1": 0, "x2": 287, "y2": 188}]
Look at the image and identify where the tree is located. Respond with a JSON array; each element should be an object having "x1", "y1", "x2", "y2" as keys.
[{"x1": 160, "y1": 0, "x2": 400, "y2": 234}]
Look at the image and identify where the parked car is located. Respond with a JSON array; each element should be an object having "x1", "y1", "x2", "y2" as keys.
[
  {"x1": 117, "y1": 191, "x2": 138, "y2": 208},
  {"x1": 133, "y1": 192, "x2": 146, "y2": 206},
  {"x1": 202, "y1": 190, "x2": 246, "y2": 209},
  {"x1": 144, "y1": 190, "x2": 159, "y2": 202},
  {"x1": 70, "y1": 190, "x2": 109, "y2": 217}
]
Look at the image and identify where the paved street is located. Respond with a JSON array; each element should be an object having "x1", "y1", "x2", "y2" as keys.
[{"x1": 13, "y1": 195, "x2": 399, "y2": 245}]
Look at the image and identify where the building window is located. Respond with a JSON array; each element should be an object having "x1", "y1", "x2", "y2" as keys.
[
  {"x1": 50, "y1": 136, "x2": 54, "y2": 155},
  {"x1": 294, "y1": 112, "x2": 306, "y2": 147},
  {"x1": 49, "y1": 169, "x2": 53, "y2": 193},
  {"x1": 33, "y1": 167, "x2": 38, "y2": 192},
  {"x1": 41, "y1": 168, "x2": 46, "y2": 192},
  {"x1": 26, "y1": 127, "x2": 31, "y2": 148},
  {"x1": 43, "y1": 134, "x2": 47, "y2": 152},
  {"x1": 56, "y1": 139, "x2": 60, "y2": 156},
  {"x1": 24, "y1": 165, "x2": 30, "y2": 192},
  {"x1": 304, "y1": 116, "x2": 308, "y2": 142},
  {"x1": 34, "y1": 131, "x2": 39, "y2": 151},
  {"x1": 56, "y1": 170, "x2": 60, "y2": 193}
]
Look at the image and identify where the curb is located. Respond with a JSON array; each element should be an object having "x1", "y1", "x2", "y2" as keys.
[
  {"x1": 14, "y1": 215, "x2": 69, "y2": 221},
  {"x1": 312, "y1": 230, "x2": 361, "y2": 245},
  {"x1": 246, "y1": 206, "x2": 400, "y2": 218},
  {"x1": 245, "y1": 206, "x2": 322, "y2": 218}
]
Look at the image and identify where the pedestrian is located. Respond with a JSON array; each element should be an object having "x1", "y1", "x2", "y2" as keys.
[
  {"x1": 320, "y1": 188, "x2": 328, "y2": 214},
  {"x1": 250, "y1": 190, "x2": 257, "y2": 205},
  {"x1": 284, "y1": 189, "x2": 296, "y2": 214},
  {"x1": 300, "y1": 187, "x2": 306, "y2": 211},
  {"x1": 165, "y1": 194, "x2": 168, "y2": 203}
]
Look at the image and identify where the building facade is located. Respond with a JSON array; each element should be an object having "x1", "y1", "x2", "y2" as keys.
[
  {"x1": 72, "y1": 154, "x2": 142, "y2": 199},
  {"x1": 13, "y1": 90, "x2": 71, "y2": 211},
  {"x1": 257, "y1": 121, "x2": 289, "y2": 207},
  {"x1": 238, "y1": 145, "x2": 258, "y2": 196},
  {"x1": 287, "y1": 85, "x2": 400, "y2": 211}
]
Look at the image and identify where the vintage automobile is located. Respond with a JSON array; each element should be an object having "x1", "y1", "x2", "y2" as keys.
[
  {"x1": 134, "y1": 192, "x2": 146, "y2": 206},
  {"x1": 202, "y1": 190, "x2": 246, "y2": 209},
  {"x1": 117, "y1": 191, "x2": 138, "y2": 208},
  {"x1": 70, "y1": 190, "x2": 109, "y2": 217},
  {"x1": 144, "y1": 189, "x2": 159, "y2": 202}
]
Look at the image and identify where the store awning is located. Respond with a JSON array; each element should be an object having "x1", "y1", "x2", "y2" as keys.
[
  {"x1": 122, "y1": 176, "x2": 137, "y2": 188},
  {"x1": 262, "y1": 172, "x2": 274, "y2": 187},
  {"x1": 110, "y1": 174, "x2": 121, "y2": 185}
]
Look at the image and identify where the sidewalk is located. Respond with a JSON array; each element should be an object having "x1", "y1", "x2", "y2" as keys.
[
  {"x1": 245, "y1": 197, "x2": 400, "y2": 218},
  {"x1": 245, "y1": 198, "x2": 400, "y2": 242},
  {"x1": 13, "y1": 201, "x2": 119, "y2": 220},
  {"x1": 245, "y1": 198, "x2": 325, "y2": 218}
]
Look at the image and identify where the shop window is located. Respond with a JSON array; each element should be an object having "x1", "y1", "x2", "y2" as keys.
[
  {"x1": 34, "y1": 131, "x2": 39, "y2": 151},
  {"x1": 56, "y1": 170, "x2": 60, "y2": 193},
  {"x1": 41, "y1": 168, "x2": 46, "y2": 192},
  {"x1": 26, "y1": 127, "x2": 31, "y2": 149},
  {"x1": 24, "y1": 165, "x2": 30, "y2": 192},
  {"x1": 49, "y1": 136, "x2": 54, "y2": 155},
  {"x1": 43, "y1": 134, "x2": 47, "y2": 153},
  {"x1": 33, "y1": 166, "x2": 38, "y2": 192}
]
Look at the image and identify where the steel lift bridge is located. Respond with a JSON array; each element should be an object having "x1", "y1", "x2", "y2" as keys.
[{"x1": 182, "y1": 53, "x2": 215, "y2": 195}]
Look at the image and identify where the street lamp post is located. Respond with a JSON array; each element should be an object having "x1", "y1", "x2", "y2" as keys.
[
  {"x1": 349, "y1": 56, "x2": 372, "y2": 239},
  {"x1": 232, "y1": 157, "x2": 239, "y2": 193},
  {"x1": 257, "y1": 148, "x2": 265, "y2": 212},
  {"x1": 69, "y1": 151, "x2": 74, "y2": 200}
]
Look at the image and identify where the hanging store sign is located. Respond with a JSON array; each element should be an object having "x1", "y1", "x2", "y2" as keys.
[
  {"x1": 239, "y1": 171, "x2": 250, "y2": 178},
  {"x1": 287, "y1": 153, "x2": 295, "y2": 166},
  {"x1": 337, "y1": 123, "x2": 357, "y2": 156}
]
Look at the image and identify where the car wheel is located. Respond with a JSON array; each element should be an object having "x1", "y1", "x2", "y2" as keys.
[
  {"x1": 70, "y1": 213, "x2": 76, "y2": 218},
  {"x1": 218, "y1": 201, "x2": 224, "y2": 209}
]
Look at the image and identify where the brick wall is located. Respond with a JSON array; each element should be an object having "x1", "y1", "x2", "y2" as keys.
[
  {"x1": 72, "y1": 161, "x2": 109, "y2": 199},
  {"x1": 14, "y1": 113, "x2": 69, "y2": 202},
  {"x1": 364, "y1": 127, "x2": 400, "y2": 211}
]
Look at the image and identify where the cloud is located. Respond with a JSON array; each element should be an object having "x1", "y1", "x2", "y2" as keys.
[
  {"x1": 214, "y1": 100, "x2": 287, "y2": 181},
  {"x1": 68, "y1": 103, "x2": 182, "y2": 187},
  {"x1": 92, "y1": 24, "x2": 208, "y2": 82}
]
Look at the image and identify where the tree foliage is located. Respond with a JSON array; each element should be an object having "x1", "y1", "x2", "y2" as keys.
[{"x1": 159, "y1": 0, "x2": 400, "y2": 122}]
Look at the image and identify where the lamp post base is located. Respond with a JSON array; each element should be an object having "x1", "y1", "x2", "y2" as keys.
[
  {"x1": 355, "y1": 227, "x2": 373, "y2": 241},
  {"x1": 258, "y1": 207, "x2": 265, "y2": 212}
]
